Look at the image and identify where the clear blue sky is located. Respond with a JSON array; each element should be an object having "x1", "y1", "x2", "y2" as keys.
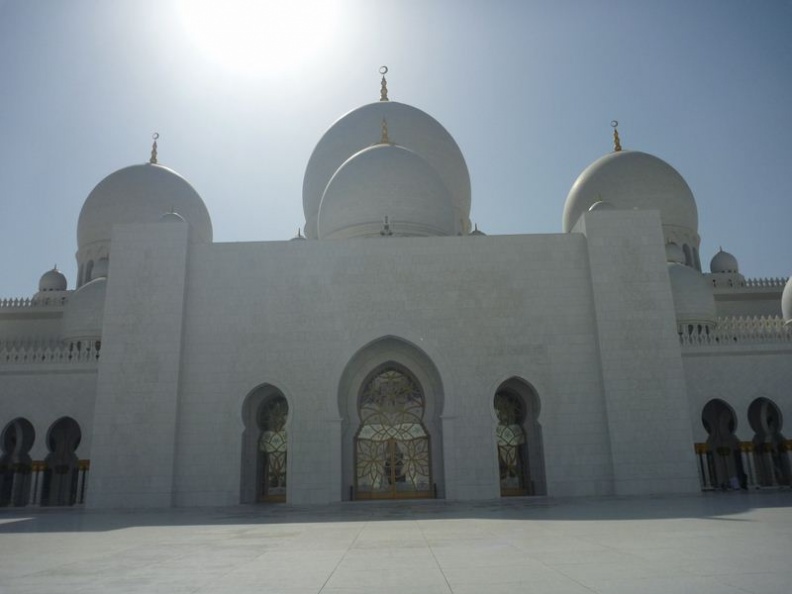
[{"x1": 1, "y1": 0, "x2": 790, "y2": 298}]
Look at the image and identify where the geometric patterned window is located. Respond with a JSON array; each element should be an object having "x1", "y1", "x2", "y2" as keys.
[
  {"x1": 258, "y1": 396, "x2": 288, "y2": 502},
  {"x1": 495, "y1": 391, "x2": 528, "y2": 496},
  {"x1": 355, "y1": 367, "x2": 432, "y2": 499}
]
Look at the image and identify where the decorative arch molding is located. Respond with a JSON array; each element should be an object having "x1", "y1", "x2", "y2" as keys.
[
  {"x1": 336, "y1": 335, "x2": 445, "y2": 500},
  {"x1": 700, "y1": 398, "x2": 743, "y2": 489},
  {"x1": 491, "y1": 377, "x2": 546, "y2": 496},
  {"x1": 42, "y1": 416, "x2": 81, "y2": 506},
  {"x1": 747, "y1": 396, "x2": 790, "y2": 487},
  {"x1": 0, "y1": 417, "x2": 35, "y2": 507},
  {"x1": 240, "y1": 383, "x2": 292, "y2": 503}
]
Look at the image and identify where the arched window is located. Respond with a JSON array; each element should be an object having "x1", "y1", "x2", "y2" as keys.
[
  {"x1": 240, "y1": 385, "x2": 289, "y2": 504},
  {"x1": 683, "y1": 244, "x2": 693, "y2": 267},
  {"x1": 493, "y1": 378, "x2": 545, "y2": 496},
  {"x1": 41, "y1": 417, "x2": 81, "y2": 506},
  {"x1": 748, "y1": 398, "x2": 790, "y2": 487},
  {"x1": 354, "y1": 366, "x2": 432, "y2": 499},
  {"x1": 257, "y1": 395, "x2": 288, "y2": 502},
  {"x1": 701, "y1": 399, "x2": 743, "y2": 489},
  {"x1": 0, "y1": 418, "x2": 35, "y2": 507}
]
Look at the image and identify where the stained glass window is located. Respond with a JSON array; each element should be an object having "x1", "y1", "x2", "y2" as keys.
[
  {"x1": 495, "y1": 391, "x2": 527, "y2": 496},
  {"x1": 355, "y1": 368, "x2": 432, "y2": 499},
  {"x1": 258, "y1": 396, "x2": 288, "y2": 501}
]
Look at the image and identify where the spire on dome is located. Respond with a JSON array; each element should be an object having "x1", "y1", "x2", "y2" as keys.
[
  {"x1": 379, "y1": 66, "x2": 389, "y2": 102},
  {"x1": 611, "y1": 120, "x2": 622, "y2": 152},
  {"x1": 379, "y1": 117, "x2": 391, "y2": 144},
  {"x1": 149, "y1": 132, "x2": 160, "y2": 164}
]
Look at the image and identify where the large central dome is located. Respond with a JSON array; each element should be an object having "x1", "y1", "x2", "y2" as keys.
[{"x1": 303, "y1": 101, "x2": 471, "y2": 239}]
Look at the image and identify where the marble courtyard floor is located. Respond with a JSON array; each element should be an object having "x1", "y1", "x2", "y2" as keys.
[{"x1": 1, "y1": 491, "x2": 790, "y2": 594}]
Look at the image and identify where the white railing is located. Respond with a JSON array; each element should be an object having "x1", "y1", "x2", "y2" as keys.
[
  {"x1": 0, "y1": 340, "x2": 100, "y2": 364},
  {"x1": 0, "y1": 296, "x2": 68, "y2": 308},
  {"x1": 744, "y1": 277, "x2": 788, "y2": 289},
  {"x1": 681, "y1": 316, "x2": 791, "y2": 347}
]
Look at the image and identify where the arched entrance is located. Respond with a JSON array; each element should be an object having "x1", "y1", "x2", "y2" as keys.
[
  {"x1": 241, "y1": 385, "x2": 289, "y2": 503},
  {"x1": 41, "y1": 417, "x2": 81, "y2": 506},
  {"x1": 0, "y1": 418, "x2": 35, "y2": 507},
  {"x1": 354, "y1": 366, "x2": 432, "y2": 500},
  {"x1": 748, "y1": 397, "x2": 790, "y2": 487},
  {"x1": 701, "y1": 399, "x2": 743, "y2": 489},
  {"x1": 337, "y1": 336, "x2": 445, "y2": 501},
  {"x1": 493, "y1": 378, "x2": 545, "y2": 496}
]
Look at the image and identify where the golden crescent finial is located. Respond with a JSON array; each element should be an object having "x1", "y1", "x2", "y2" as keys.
[
  {"x1": 150, "y1": 132, "x2": 160, "y2": 164},
  {"x1": 611, "y1": 120, "x2": 622, "y2": 152},
  {"x1": 379, "y1": 65, "x2": 389, "y2": 102}
]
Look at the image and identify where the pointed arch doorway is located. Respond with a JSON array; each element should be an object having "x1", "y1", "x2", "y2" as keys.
[
  {"x1": 354, "y1": 366, "x2": 433, "y2": 499},
  {"x1": 241, "y1": 385, "x2": 289, "y2": 504}
]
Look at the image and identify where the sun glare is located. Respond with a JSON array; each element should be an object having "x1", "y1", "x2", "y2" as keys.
[{"x1": 177, "y1": 0, "x2": 341, "y2": 76}]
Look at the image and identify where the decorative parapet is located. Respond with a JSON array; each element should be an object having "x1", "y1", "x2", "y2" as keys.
[
  {"x1": 0, "y1": 339, "x2": 100, "y2": 365},
  {"x1": 744, "y1": 277, "x2": 787, "y2": 288},
  {"x1": 709, "y1": 276, "x2": 787, "y2": 291},
  {"x1": 680, "y1": 316, "x2": 792, "y2": 347},
  {"x1": 0, "y1": 296, "x2": 68, "y2": 309}
]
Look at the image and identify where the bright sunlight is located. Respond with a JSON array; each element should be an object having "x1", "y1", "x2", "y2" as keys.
[{"x1": 177, "y1": 0, "x2": 341, "y2": 76}]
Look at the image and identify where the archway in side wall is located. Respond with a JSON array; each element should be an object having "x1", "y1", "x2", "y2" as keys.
[
  {"x1": 41, "y1": 417, "x2": 81, "y2": 506},
  {"x1": 701, "y1": 399, "x2": 743, "y2": 489},
  {"x1": 240, "y1": 385, "x2": 290, "y2": 503},
  {"x1": 0, "y1": 418, "x2": 35, "y2": 507},
  {"x1": 493, "y1": 378, "x2": 545, "y2": 496},
  {"x1": 337, "y1": 336, "x2": 445, "y2": 501},
  {"x1": 748, "y1": 397, "x2": 790, "y2": 487}
]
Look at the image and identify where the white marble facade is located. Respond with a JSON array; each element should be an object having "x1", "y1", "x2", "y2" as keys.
[{"x1": 2, "y1": 87, "x2": 791, "y2": 508}]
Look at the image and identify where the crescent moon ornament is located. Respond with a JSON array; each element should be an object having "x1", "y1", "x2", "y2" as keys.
[
  {"x1": 379, "y1": 66, "x2": 388, "y2": 75},
  {"x1": 152, "y1": 132, "x2": 160, "y2": 140},
  {"x1": 610, "y1": 120, "x2": 618, "y2": 129}
]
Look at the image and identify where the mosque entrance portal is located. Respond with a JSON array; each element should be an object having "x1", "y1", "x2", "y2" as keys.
[{"x1": 354, "y1": 367, "x2": 433, "y2": 499}]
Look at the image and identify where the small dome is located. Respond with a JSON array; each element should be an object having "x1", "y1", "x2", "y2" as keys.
[
  {"x1": 782, "y1": 276, "x2": 792, "y2": 325},
  {"x1": 564, "y1": 150, "x2": 698, "y2": 234},
  {"x1": 588, "y1": 200, "x2": 616, "y2": 212},
  {"x1": 61, "y1": 278, "x2": 107, "y2": 341},
  {"x1": 39, "y1": 267, "x2": 67, "y2": 292},
  {"x1": 159, "y1": 210, "x2": 186, "y2": 223},
  {"x1": 668, "y1": 263, "x2": 716, "y2": 325},
  {"x1": 304, "y1": 101, "x2": 470, "y2": 238},
  {"x1": 317, "y1": 144, "x2": 455, "y2": 240},
  {"x1": 710, "y1": 248, "x2": 739, "y2": 274},
  {"x1": 78, "y1": 163, "x2": 212, "y2": 251},
  {"x1": 469, "y1": 223, "x2": 486, "y2": 236},
  {"x1": 666, "y1": 243, "x2": 685, "y2": 264}
]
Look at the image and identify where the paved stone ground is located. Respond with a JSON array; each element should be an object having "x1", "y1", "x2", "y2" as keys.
[{"x1": 1, "y1": 491, "x2": 791, "y2": 593}]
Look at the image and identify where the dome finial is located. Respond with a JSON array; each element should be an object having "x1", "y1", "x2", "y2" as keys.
[
  {"x1": 379, "y1": 117, "x2": 391, "y2": 144},
  {"x1": 611, "y1": 120, "x2": 622, "y2": 152},
  {"x1": 149, "y1": 132, "x2": 160, "y2": 164},
  {"x1": 379, "y1": 66, "x2": 389, "y2": 102}
]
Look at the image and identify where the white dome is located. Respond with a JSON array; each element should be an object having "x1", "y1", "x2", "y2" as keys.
[
  {"x1": 78, "y1": 163, "x2": 212, "y2": 251},
  {"x1": 564, "y1": 150, "x2": 698, "y2": 235},
  {"x1": 39, "y1": 267, "x2": 67, "y2": 292},
  {"x1": 782, "y1": 276, "x2": 792, "y2": 325},
  {"x1": 61, "y1": 278, "x2": 107, "y2": 341},
  {"x1": 317, "y1": 144, "x2": 455, "y2": 240},
  {"x1": 304, "y1": 101, "x2": 470, "y2": 238},
  {"x1": 710, "y1": 249, "x2": 739, "y2": 273},
  {"x1": 668, "y1": 263, "x2": 716, "y2": 325}
]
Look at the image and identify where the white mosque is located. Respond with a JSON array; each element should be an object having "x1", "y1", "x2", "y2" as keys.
[{"x1": 1, "y1": 71, "x2": 791, "y2": 508}]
